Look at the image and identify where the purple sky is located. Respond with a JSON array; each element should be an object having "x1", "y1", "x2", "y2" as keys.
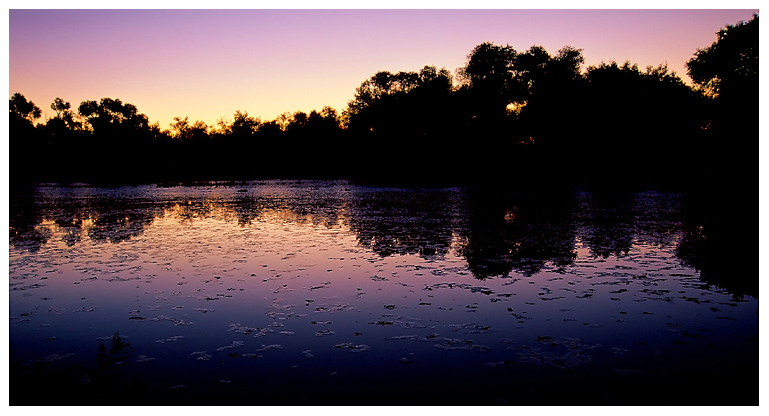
[{"x1": 8, "y1": 8, "x2": 757, "y2": 130}]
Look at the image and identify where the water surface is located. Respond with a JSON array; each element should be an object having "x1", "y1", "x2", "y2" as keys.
[{"x1": 9, "y1": 181, "x2": 758, "y2": 405}]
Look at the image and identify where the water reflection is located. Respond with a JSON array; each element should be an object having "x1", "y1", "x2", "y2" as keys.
[
  {"x1": 9, "y1": 187, "x2": 166, "y2": 249},
  {"x1": 7, "y1": 181, "x2": 752, "y2": 295},
  {"x1": 347, "y1": 188, "x2": 460, "y2": 258},
  {"x1": 577, "y1": 192, "x2": 637, "y2": 258},
  {"x1": 460, "y1": 191, "x2": 578, "y2": 278},
  {"x1": 676, "y1": 192, "x2": 757, "y2": 300},
  {"x1": 9, "y1": 181, "x2": 757, "y2": 405}
]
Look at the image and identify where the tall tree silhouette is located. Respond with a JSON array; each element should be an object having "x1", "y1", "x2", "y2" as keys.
[
  {"x1": 41, "y1": 97, "x2": 86, "y2": 182},
  {"x1": 578, "y1": 61, "x2": 708, "y2": 188},
  {"x1": 455, "y1": 42, "x2": 520, "y2": 146},
  {"x1": 454, "y1": 43, "x2": 588, "y2": 186},
  {"x1": 73, "y1": 98, "x2": 157, "y2": 183},
  {"x1": 344, "y1": 65, "x2": 457, "y2": 185},
  {"x1": 46, "y1": 97, "x2": 83, "y2": 133},
  {"x1": 686, "y1": 14, "x2": 757, "y2": 186},
  {"x1": 78, "y1": 98, "x2": 150, "y2": 135},
  {"x1": 457, "y1": 42, "x2": 521, "y2": 114},
  {"x1": 515, "y1": 45, "x2": 585, "y2": 148},
  {"x1": 9, "y1": 92, "x2": 41, "y2": 123},
  {"x1": 9, "y1": 93, "x2": 44, "y2": 185},
  {"x1": 686, "y1": 14, "x2": 758, "y2": 102}
]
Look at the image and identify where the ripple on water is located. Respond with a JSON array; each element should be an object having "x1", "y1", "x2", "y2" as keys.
[
  {"x1": 216, "y1": 341, "x2": 245, "y2": 352},
  {"x1": 190, "y1": 351, "x2": 212, "y2": 361},
  {"x1": 156, "y1": 335, "x2": 184, "y2": 344},
  {"x1": 334, "y1": 343, "x2": 370, "y2": 352}
]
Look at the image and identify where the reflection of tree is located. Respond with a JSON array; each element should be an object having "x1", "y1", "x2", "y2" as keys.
[
  {"x1": 229, "y1": 184, "x2": 348, "y2": 228},
  {"x1": 8, "y1": 184, "x2": 356, "y2": 253},
  {"x1": 87, "y1": 210, "x2": 158, "y2": 244},
  {"x1": 458, "y1": 191, "x2": 577, "y2": 279},
  {"x1": 8, "y1": 190, "x2": 51, "y2": 252},
  {"x1": 676, "y1": 192, "x2": 757, "y2": 299},
  {"x1": 9, "y1": 188, "x2": 167, "y2": 251},
  {"x1": 54, "y1": 193, "x2": 164, "y2": 244},
  {"x1": 576, "y1": 191, "x2": 694, "y2": 259},
  {"x1": 9, "y1": 185, "x2": 756, "y2": 300},
  {"x1": 346, "y1": 189, "x2": 459, "y2": 258},
  {"x1": 575, "y1": 192, "x2": 636, "y2": 258}
]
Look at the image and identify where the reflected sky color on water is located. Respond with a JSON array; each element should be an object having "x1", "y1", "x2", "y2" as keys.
[{"x1": 9, "y1": 181, "x2": 758, "y2": 405}]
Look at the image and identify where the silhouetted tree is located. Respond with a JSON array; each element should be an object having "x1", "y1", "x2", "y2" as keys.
[
  {"x1": 67, "y1": 97, "x2": 157, "y2": 183},
  {"x1": 230, "y1": 110, "x2": 260, "y2": 137},
  {"x1": 686, "y1": 14, "x2": 757, "y2": 186},
  {"x1": 9, "y1": 92, "x2": 42, "y2": 123},
  {"x1": 455, "y1": 42, "x2": 520, "y2": 159},
  {"x1": 515, "y1": 45, "x2": 585, "y2": 147},
  {"x1": 279, "y1": 107, "x2": 347, "y2": 179},
  {"x1": 39, "y1": 98, "x2": 88, "y2": 182},
  {"x1": 43, "y1": 97, "x2": 82, "y2": 133},
  {"x1": 78, "y1": 98, "x2": 150, "y2": 135},
  {"x1": 216, "y1": 110, "x2": 261, "y2": 178},
  {"x1": 168, "y1": 116, "x2": 209, "y2": 143},
  {"x1": 9, "y1": 93, "x2": 45, "y2": 185},
  {"x1": 457, "y1": 42, "x2": 521, "y2": 111},
  {"x1": 344, "y1": 65, "x2": 458, "y2": 185},
  {"x1": 686, "y1": 14, "x2": 758, "y2": 102},
  {"x1": 48, "y1": 98, "x2": 83, "y2": 131},
  {"x1": 286, "y1": 111, "x2": 308, "y2": 137},
  {"x1": 453, "y1": 43, "x2": 589, "y2": 186},
  {"x1": 50, "y1": 97, "x2": 69, "y2": 117},
  {"x1": 577, "y1": 61, "x2": 708, "y2": 188}
]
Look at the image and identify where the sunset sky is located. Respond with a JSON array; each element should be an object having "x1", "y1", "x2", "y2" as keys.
[{"x1": 7, "y1": 5, "x2": 758, "y2": 130}]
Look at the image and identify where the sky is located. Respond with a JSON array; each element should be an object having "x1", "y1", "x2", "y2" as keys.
[{"x1": 7, "y1": 4, "x2": 758, "y2": 130}]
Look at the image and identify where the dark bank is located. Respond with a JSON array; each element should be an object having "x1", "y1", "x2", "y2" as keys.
[{"x1": 8, "y1": 15, "x2": 757, "y2": 192}]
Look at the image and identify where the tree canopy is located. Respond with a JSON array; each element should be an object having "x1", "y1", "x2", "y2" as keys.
[
  {"x1": 686, "y1": 14, "x2": 758, "y2": 100},
  {"x1": 9, "y1": 92, "x2": 41, "y2": 123}
]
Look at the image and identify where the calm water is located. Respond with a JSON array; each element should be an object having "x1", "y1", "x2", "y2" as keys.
[{"x1": 8, "y1": 181, "x2": 758, "y2": 405}]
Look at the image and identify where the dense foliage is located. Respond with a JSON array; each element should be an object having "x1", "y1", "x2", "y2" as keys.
[{"x1": 9, "y1": 15, "x2": 757, "y2": 189}]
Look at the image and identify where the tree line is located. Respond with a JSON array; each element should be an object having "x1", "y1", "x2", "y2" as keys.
[{"x1": 9, "y1": 14, "x2": 757, "y2": 189}]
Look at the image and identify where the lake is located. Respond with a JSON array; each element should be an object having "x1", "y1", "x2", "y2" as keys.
[{"x1": 8, "y1": 180, "x2": 758, "y2": 405}]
